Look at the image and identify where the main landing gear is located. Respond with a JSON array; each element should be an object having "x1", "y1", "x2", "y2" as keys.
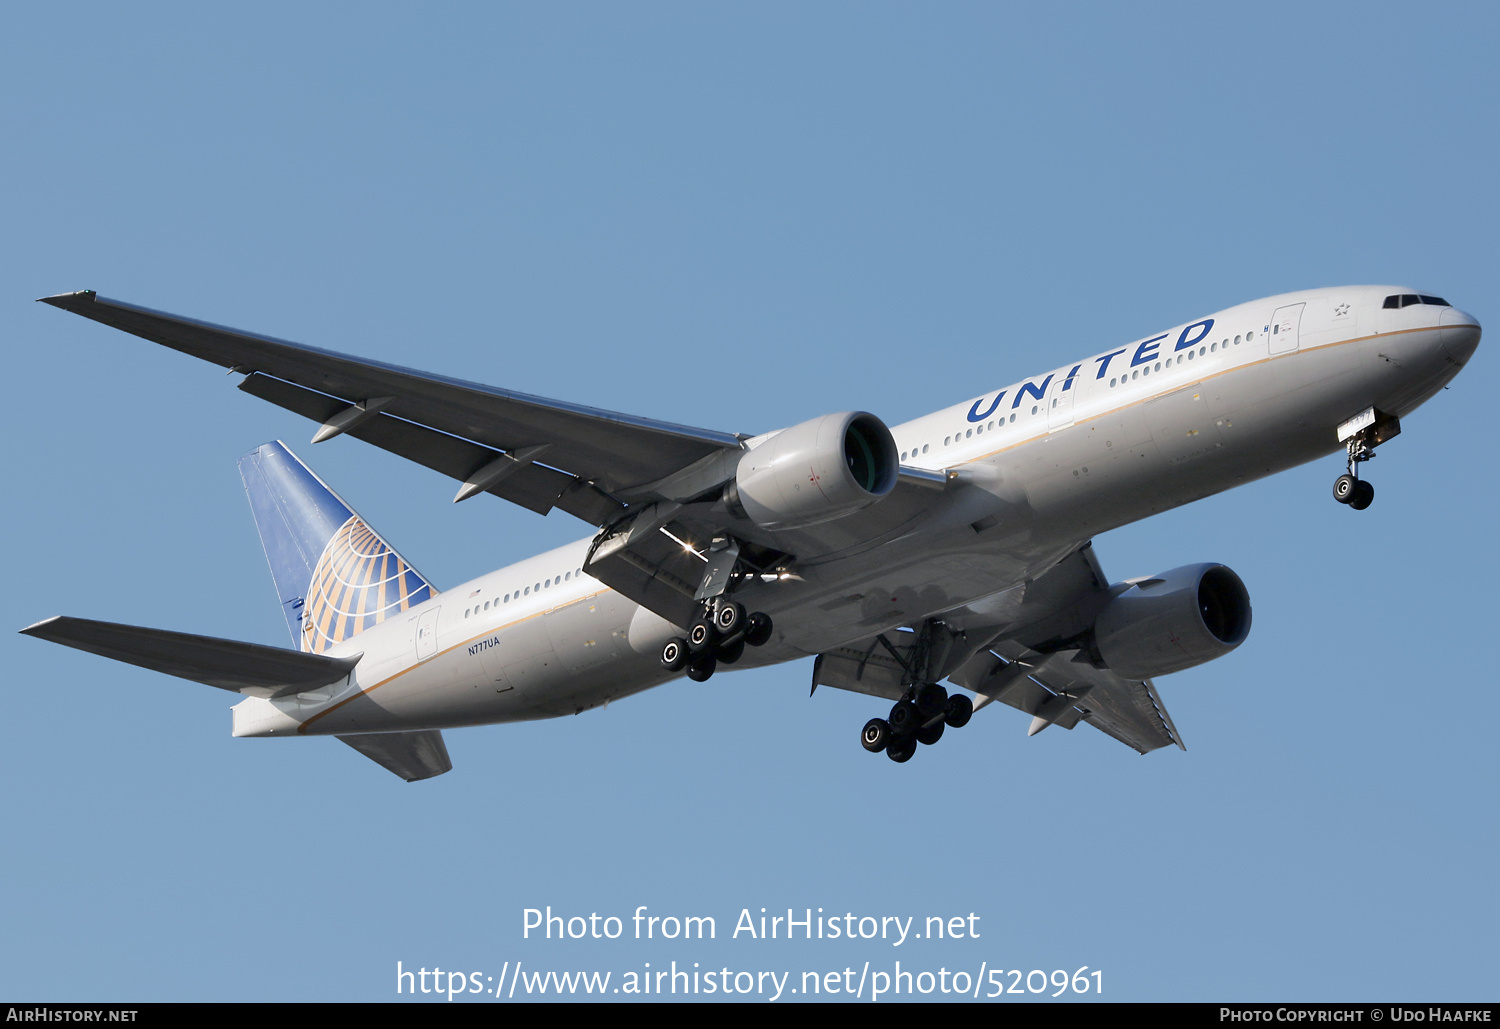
[
  {"x1": 660, "y1": 536, "x2": 776, "y2": 682},
  {"x1": 856, "y1": 619, "x2": 976, "y2": 765},
  {"x1": 659, "y1": 535, "x2": 777, "y2": 683},
  {"x1": 659, "y1": 599, "x2": 774, "y2": 684},
  {"x1": 861, "y1": 684, "x2": 973, "y2": 764}
]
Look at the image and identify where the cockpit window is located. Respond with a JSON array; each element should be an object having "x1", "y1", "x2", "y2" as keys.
[{"x1": 1383, "y1": 294, "x2": 1450, "y2": 309}]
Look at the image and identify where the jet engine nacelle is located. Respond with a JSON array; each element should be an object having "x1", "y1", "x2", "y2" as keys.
[
  {"x1": 727, "y1": 412, "x2": 899, "y2": 530},
  {"x1": 1093, "y1": 563, "x2": 1252, "y2": 679}
]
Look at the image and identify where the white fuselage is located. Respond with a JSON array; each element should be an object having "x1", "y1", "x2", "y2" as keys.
[{"x1": 231, "y1": 286, "x2": 1480, "y2": 740}]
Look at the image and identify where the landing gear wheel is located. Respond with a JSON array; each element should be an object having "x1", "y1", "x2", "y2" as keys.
[
  {"x1": 714, "y1": 601, "x2": 746, "y2": 637},
  {"x1": 715, "y1": 638, "x2": 745, "y2": 665},
  {"x1": 916, "y1": 683, "x2": 948, "y2": 719},
  {"x1": 1349, "y1": 479, "x2": 1374, "y2": 510},
  {"x1": 944, "y1": 694, "x2": 973, "y2": 729},
  {"x1": 888, "y1": 698, "x2": 920, "y2": 736},
  {"x1": 660, "y1": 638, "x2": 689, "y2": 672},
  {"x1": 685, "y1": 654, "x2": 717, "y2": 682},
  {"x1": 861, "y1": 718, "x2": 891, "y2": 753},
  {"x1": 916, "y1": 721, "x2": 945, "y2": 746},
  {"x1": 886, "y1": 738, "x2": 916, "y2": 763},
  {"x1": 1333, "y1": 474, "x2": 1358, "y2": 504},
  {"x1": 744, "y1": 612, "x2": 773, "y2": 647},
  {"x1": 687, "y1": 618, "x2": 717, "y2": 655}
]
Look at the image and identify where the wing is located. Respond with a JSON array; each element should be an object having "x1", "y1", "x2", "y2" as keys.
[
  {"x1": 812, "y1": 543, "x2": 1186, "y2": 754},
  {"x1": 951, "y1": 543, "x2": 1184, "y2": 752},
  {"x1": 39, "y1": 291, "x2": 745, "y2": 525},
  {"x1": 41, "y1": 290, "x2": 965, "y2": 627},
  {"x1": 951, "y1": 643, "x2": 1183, "y2": 754}
]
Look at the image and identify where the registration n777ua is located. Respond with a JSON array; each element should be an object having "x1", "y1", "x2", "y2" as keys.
[{"x1": 22, "y1": 287, "x2": 1480, "y2": 779}]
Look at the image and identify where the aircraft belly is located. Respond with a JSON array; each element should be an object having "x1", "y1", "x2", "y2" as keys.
[
  {"x1": 1145, "y1": 384, "x2": 1225, "y2": 466},
  {"x1": 295, "y1": 593, "x2": 672, "y2": 733},
  {"x1": 543, "y1": 590, "x2": 635, "y2": 675},
  {"x1": 1020, "y1": 405, "x2": 1163, "y2": 530},
  {"x1": 751, "y1": 535, "x2": 1062, "y2": 656},
  {"x1": 478, "y1": 613, "x2": 555, "y2": 702}
]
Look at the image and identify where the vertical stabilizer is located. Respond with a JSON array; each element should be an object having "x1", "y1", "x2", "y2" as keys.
[{"x1": 238, "y1": 442, "x2": 435, "y2": 653}]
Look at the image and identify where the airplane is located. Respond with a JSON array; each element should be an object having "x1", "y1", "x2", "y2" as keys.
[{"x1": 20, "y1": 286, "x2": 1481, "y2": 780}]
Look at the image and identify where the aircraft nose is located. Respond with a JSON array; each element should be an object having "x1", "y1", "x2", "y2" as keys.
[{"x1": 1440, "y1": 306, "x2": 1481, "y2": 365}]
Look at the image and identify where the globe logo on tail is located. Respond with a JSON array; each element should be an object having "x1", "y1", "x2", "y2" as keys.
[{"x1": 301, "y1": 516, "x2": 433, "y2": 653}]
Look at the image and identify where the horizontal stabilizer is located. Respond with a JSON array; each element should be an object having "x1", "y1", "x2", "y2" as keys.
[
  {"x1": 20, "y1": 616, "x2": 360, "y2": 698},
  {"x1": 337, "y1": 731, "x2": 452, "y2": 781}
]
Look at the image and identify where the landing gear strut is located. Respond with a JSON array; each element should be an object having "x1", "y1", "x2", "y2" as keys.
[
  {"x1": 659, "y1": 536, "x2": 775, "y2": 682},
  {"x1": 856, "y1": 620, "x2": 976, "y2": 765},
  {"x1": 1332, "y1": 439, "x2": 1375, "y2": 511},
  {"x1": 1332, "y1": 409, "x2": 1400, "y2": 511}
]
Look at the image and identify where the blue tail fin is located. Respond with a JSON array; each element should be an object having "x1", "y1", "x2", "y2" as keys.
[{"x1": 238, "y1": 442, "x2": 436, "y2": 653}]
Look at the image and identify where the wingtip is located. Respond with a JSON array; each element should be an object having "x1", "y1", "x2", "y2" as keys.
[
  {"x1": 18, "y1": 615, "x2": 64, "y2": 636},
  {"x1": 37, "y1": 290, "x2": 97, "y2": 308}
]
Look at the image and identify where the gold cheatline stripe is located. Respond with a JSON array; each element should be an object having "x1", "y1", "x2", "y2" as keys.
[
  {"x1": 297, "y1": 321, "x2": 1466, "y2": 728},
  {"x1": 297, "y1": 590, "x2": 604, "y2": 733}
]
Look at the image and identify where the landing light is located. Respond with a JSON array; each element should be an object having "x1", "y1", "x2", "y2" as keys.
[{"x1": 659, "y1": 526, "x2": 704, "y2": 560}]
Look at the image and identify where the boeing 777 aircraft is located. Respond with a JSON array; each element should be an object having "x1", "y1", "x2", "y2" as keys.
[{"x1": 22, "y1": 287, "x2": 1480, "y2": 779}]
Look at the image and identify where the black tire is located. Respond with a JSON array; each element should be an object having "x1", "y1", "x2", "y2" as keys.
[
  {"x1": 714, "y1": 601, "x2": 746, "y2": 637},
  {"x1": 1350, "y1": 479, "x2": 1374, "y2": 510},
  {"x1": 888, "y1": 698, "x2": 919, "y2": 736},
  {"x1": 716, "y1": 638, "x2": 745, "y2": 665},
  {"x1": 744, "y1": 612, "x2": 773, "y2": 647},
  {"x1": 1333, "y1": 474, "x2": 1358, "y2": 504},
  {"x1": 686, "y1": 654, "x2": 717, "y2": 682},
  {"x1": 916, "y1": 721, "x2": 945, "y2": 746},
  {"x1": 944, "y1": 693, "x2": 973, "y2": 729},
  {"x1": 916, "y1": 683, "x2": 948, "y2": 719},
  {"x1": 861, "y1": 718, "x2": 891, "y2": 753},
  {"x1": 887, "y1": 739, "x2": 916, "y2": 763},
  {"x1": 687, "y1": 618, "x2": 717, "y2": 655},
  {"x1": 660, "y1": 638, "x2": 689, "y2": 672}
]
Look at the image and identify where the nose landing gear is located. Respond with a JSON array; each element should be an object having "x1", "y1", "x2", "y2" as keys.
[
  {"x1": 1332, "y1": 439, "x2": 1376, "y2": 510},
  {"x1": 1332, "y1": 470, "x2": 1374, "y2": 510},
  {"x1": 1332, "y1": 408, "x2": 1400, "y2": 511}
]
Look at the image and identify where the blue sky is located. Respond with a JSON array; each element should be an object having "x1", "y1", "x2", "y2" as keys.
[{"x1": 3, "y1": 2, "x2": 1495, "y2": 1002}]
